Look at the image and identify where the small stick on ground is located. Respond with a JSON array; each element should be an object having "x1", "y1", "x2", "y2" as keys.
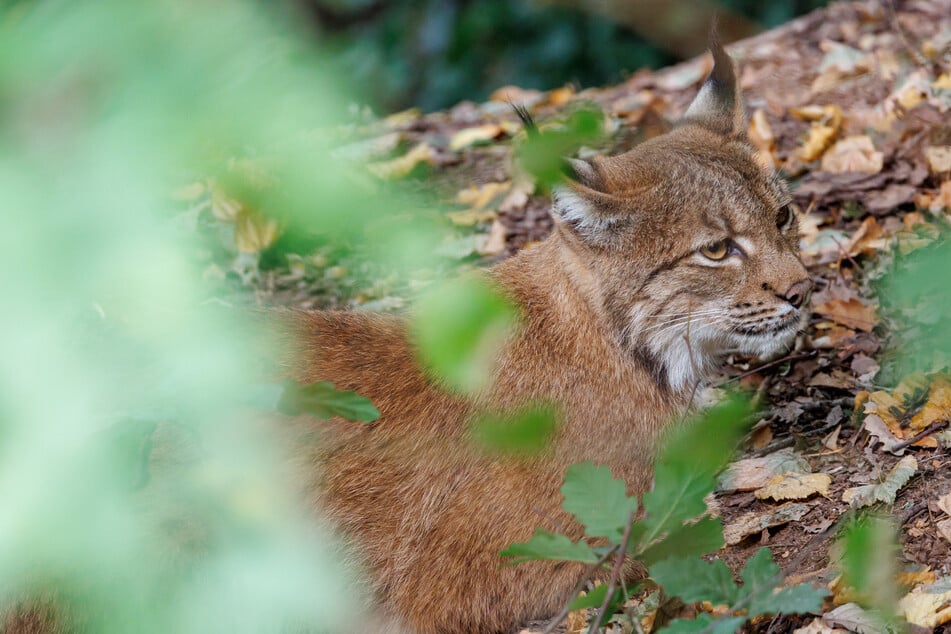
[{"x1": 890, "y1": 419, "x2": 949, "y2": 453}]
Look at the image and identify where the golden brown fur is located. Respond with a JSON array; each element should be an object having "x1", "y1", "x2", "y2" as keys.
[{"x1": 282, "y1": 43, "x2": 810, "y2": 634}]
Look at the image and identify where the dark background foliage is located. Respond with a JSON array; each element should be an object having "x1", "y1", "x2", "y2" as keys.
[{"x1": 285, "y1": 0, "x2": 829, "y2": 112}]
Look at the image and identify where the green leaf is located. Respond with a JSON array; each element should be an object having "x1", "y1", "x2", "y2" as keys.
[
  {"x1": 660, "y1": 614, "x2": 746, "y2": 634},
  {"x1": 649, "y1": 557, "x2": 737, "y2": 606},
  {"x1": 561, "y1": 462, "x2": 638, "y2": 542},
  {"x1": 471, "y1": 404, "x2": 556, "y2": 456},
  {"x1": 639, "y1": 395, "x2": 751, "y2": 547},
  {"x1": 411, "y1": 278, "x2": 516, "y2": 393},
  {"x1": 566, "y1": 583, "x2": 624, "y2": 612},
  {"x1": 839, "y1": 514, "x2": 899, "y2": 612},
  {"x1": 517, "y1": 105, "x2": 604, "y2": 188},
  {"x1": 500, "y1": 529, "x2": 599, "y2": 565},
  {"x1": 277, "y1": 381, "x2": 380, "y2": 422},
  {"x1": 767, "y1": 584, "x2": 828, "y2": 615},
  {"x1": 637, "y1": 516, "x2": 724, "y2": 566},
  {"x1": 739, "y1": 548, "x2": 827, "y2": 616}
]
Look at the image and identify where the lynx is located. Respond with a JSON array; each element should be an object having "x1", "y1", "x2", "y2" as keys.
[{"x1": 285, "y1": 42, "x2": 810, "y2": 634}]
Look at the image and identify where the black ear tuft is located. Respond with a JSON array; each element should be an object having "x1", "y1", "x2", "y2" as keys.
[
  {"x1": 511, "y1": 102, "x2": 539, "y2": 138},
  {"x1": 684, "y1": 25, "x2": 745, "y2": 137}
]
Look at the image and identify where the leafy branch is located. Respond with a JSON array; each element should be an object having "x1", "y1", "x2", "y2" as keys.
[{"x1": 501, "y1": 395, "x2": 828, "y2": 632}]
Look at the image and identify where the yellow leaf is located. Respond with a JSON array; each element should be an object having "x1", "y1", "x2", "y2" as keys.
[
  {"x1": 755, "y1": 472, "x2": 832, "y2": 501},
  {"x1": 449, "y1": 124, "x2": 505, "y2": 151},
  {"x1": 367, "y1": 143, "x2": 434, "y2": 180},
  {"x1": 910, "y1": 375, "x2": 951, "y2": 431},
  {"x1": 933, "y1": 73, "x2": 951, "y2": 90},
  {"x1": 898, "y1": 582, "x2": 951, "y2": 628},
  {"x1": 546, "y1": 85, "x2": 575, "y2": 106},
  {"x1": 210, "y1": 183, "x2": 242, "y2": 222},
  {"x1": 455, "y1": 181, "x2": 511, "y2": 210},
  {"x1": 799, "y1": 125, "x2": 838, "y2": 162},
  {"x1": 383, "y1": 108, "x2": 421, "y2": 128},
  {"x1": 235, "y1": 209, "x2": 280, "y2": 253},
  {"x1": 479, "y1": 219, "x2": 508, "y2": 256},
  {"x1": 821, "y1": 135, "x2": 883, "y2": 174},
  {"x1": 445, "y1": 208, "x2": 497, "y2": 227}
]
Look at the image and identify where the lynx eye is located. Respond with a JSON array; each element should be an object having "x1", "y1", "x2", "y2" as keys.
[
  {"x1": 699, "y1": 240, "x2": 730, "y2": 261},
  {"x1": 776, "y1": 204, "x2": 794, "y2": 229}
]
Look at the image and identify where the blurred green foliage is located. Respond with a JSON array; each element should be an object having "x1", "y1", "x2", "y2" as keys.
[{"x1": 294, "y1": 0, "x2": 829, "y2": 112}]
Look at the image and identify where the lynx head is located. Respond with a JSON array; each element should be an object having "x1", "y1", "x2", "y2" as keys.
[{"x1": 551, "y1": 41, "x2": 810, "y2": 393}]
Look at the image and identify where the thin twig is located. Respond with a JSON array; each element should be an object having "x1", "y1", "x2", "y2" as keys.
[
  {"x1": 886, "y1": 0, "x2": 930, "y2": 69},
  {"x1": 889, "y1": 419, "x2": 949, "y2": 452},
  {"x1": 588, "y1": 510, "x2": 637, "y2": 634},
  {"x1": 541, "y1": 546, "x2": 618, "y2": 634},
  {"x1": 718, "y1": 351, "x2": 816, "y2": 387}
]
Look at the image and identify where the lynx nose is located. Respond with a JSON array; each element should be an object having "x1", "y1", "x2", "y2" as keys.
[{"x1": 781, "y1": 279, "x2": 813, "y2": 309}]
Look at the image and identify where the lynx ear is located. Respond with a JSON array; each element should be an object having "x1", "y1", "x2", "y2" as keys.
[
  {"x1": 684, "y1": 32, "x2": 745, "y2": 137},
  {"x1": 552, "y1": 158, "x2": 627, "y2": 242}
]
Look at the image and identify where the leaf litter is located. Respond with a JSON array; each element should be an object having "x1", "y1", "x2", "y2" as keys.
[{"x1": 179, "y1": 0, "x2": 951, "y2": 630}]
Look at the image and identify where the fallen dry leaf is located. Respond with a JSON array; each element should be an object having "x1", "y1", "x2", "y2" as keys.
[
  {"x1": 843, "y1": 216, "x2": 887, "y2": 258},
  {"x1": 926, "y1": 146, "x2": 951, "y2": 174},
  {"x1": 812, "y1": 283, "x2": 878, "y2": 333},
  {"x1": 937, "y1": 518, "x2": 951, "y2": 544},
  {"x1": 898, "y1": 579, "x2": 951, "y2": 628},
  {"x1": 799, "y1": 124, "x2": 838, "y2": 162},
  {"x1": 235, "y1": 208, "x2": 280, "y2": 254},
  {"x1": 722, "y1": 502, "x2": 815, "y2": 545},
  {"x1": 936, "y1": 491, "x2": 951, "y2": 516},
  {"x1": 479, "y1": 220, "x2": 507, "y2": 256},
  {"x1": 842, "y1": 455, "x2": 917, "y2": 507},
  {"x1": 863, "y1": 372, "x2": 950, "y2": 449},
  {"x1": 446, "y1": 208, "x2": 497, "y2": 227},
  {"x1": 754, "y1": 473, "x2": 832, "y2": 501},
  {"x1": 820, "y1": 135, "x2": 883, "y2": 174},
  {"x1": 449, "y1": 124, "x2": 506, "y2": 152},
  {"x1": 717, "y1": 448, "x2": 811, "y2": 492},
  {"x1": 793, "y1": 104, "x2": 842, "y2": 162},
  {"x1": 809, "y1": 370, "x2": 855, "y2": 390},
  {"x1": 498, "y1": 178, "x2": 535, "y2": 214},
  {"x1": 749, "y1": 108, "x2": 777, "y2": 168},
  {"x1": 749, "y1": 424, "x2": 773, "y2": 451},
  {"x1": 382, "y1": 107, "x2": 422, "y2": 128},
  {"x1": 367, "y1": 143, "x2": 434, "y2": 180},
  {"x1": 823, "y1": 602, "x2": 890, "y2": 634},
  {"x1": 793, "y1": 618, "x2": 847, "y2": 634},
  {"x1": 863, "y1": 414, "x2": 908, "y2": 455},
  {"x1": 456, "y1": 181, "x2": 511, "y2": 210},
  {"x1": 929, "y1": 180, "x2": 951, "y2": 213}
]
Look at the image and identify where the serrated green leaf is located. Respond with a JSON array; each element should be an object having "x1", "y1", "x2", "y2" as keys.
[
  {"x1": 766, "y1": 584, "x2": 828, "y2": 614},
  {"x1": 738, "y1": 547, "x2": 827, "y2": 616},
  {"x1": 637, "y1": 516, "x2": 724, "y2": 565},
  {"x1": 839, "y1": 514, "x2": 899, "y2": 612},
  {"x1": 500, "y1": 529, "x2": 598, "y2": 565},
  {"x1": 649, "y1": 556, "x2": 737, "y2": 606},
  {"x1": 660, "y1": 614, "x2": 746, "y2": 634},
  {"x1": 471, "y1": 404, "x2": 556, "y2": 456},
  {"x1": 411, "y1": 278, "x2": 516, "y2": 393},
  {"x1": 561, "y1": 462, "x2": 638, "y2": 542},
  {"x1": 277, "y1": 380, "x2": 380, "y2": 422},
  {"x1": 639, "y1": 395, "x2": 751, "y2": 547}
]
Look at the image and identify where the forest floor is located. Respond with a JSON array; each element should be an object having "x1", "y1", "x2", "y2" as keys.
[{"x1": 194, "y1": 1, "x2": 951, "y2": 631}]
